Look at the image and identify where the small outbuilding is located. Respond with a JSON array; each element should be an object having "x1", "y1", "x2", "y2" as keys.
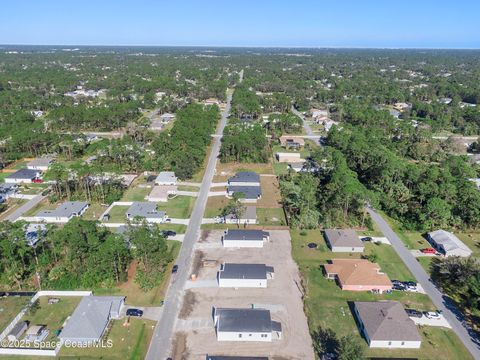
[{"x1": 7, "y1": 321, "x2": 29, "y2": 341}]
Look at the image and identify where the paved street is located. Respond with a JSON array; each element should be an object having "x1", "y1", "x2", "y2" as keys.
[
  {"x1": 290, "y1": 105, "x2": 322, "y2": 145},
  {"x1": 145, "y1": 90, "x2": 233, "y2": 360},
  {"x1": 4, "y1": 194, "x2": 46, "y2": 222},
  {"x1": 367, "y1": 207, "x2": 480, "y2": 360}
]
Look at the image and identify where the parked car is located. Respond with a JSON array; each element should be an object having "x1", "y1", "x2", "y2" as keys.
[
  {"x1": 32, "y1": 179, "x2": 43, "y2": 183},
  {"x1": 405, "y1": 309, "x2": 423, "y2": 318},
  {"x1": 172, "y1": 265, "x2": 178, "y2": 273},
  {"x1": 421, "y1": 247, "x2": 436, "y2": 254},
  {"x1": 391, "y1": 279, "x2": 402, "y2": 286},
  {"x1": 361, "y1": 237, "x2": 372, "y2": 242},
  {"x1": 393, "y1": 284, "x2": 406, "y2": 291},
  {"x1": 403, "y1": 281, "x2": 417, "y2": 287},
  {"x1": 161, "y1": 230, "x2": 176, "y2": 237},
  {"x1": 424, "y1": 311, "x2": 441, "y2": 319},
  {"x1": 126, "y1": 308, "x2": 143, "y2": 317}
]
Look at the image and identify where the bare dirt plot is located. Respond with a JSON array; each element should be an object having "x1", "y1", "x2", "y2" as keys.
[
  {"x1": 257, "y1": 176, "x2": 282, "y2": 208},
  {"x1": 179, "y1": 290, "x2": 197, "y2": 320},
  {"x1": 178, "y1": 230, "x2": 315, "y2": 360},
  {"x1": 214, "y1": 162, "x2": 275, "y2": 182}
]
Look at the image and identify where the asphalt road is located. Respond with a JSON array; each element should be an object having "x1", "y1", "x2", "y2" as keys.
[
  {"x1": 4, "y1": 194, "x2": 46, "y2": 222},
  {"x1": 290, "y1": 106, "x2": 322, "y2": 146},
  {"x1": 145, "y1": 91, "x2": 233, "y2": 360},
  {"x1": 367, "y1": 207, "x2": 480, "y2": 360}
]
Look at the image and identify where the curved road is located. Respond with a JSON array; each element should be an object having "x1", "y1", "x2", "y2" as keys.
[
  {"x1": 145, "y1": 90, "x2": 233, "y2": 360},
  {"x1": 367, "y1": 208, "x2": 480, "y2": 360}
]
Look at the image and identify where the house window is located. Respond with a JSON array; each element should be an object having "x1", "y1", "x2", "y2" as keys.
[
  {"x1": 388, "y1": 341, "x2": 392, "y2": 345},
  {"x1": 261, "y1": 334, "x2": 267, "y2": 338},
  {"x1": 249, "y1": 334, "x2": 252, "y2": 337},
  {"x1": 351, "y1": 247, "x2": 355, "y2": 251},
  {"x1": 401, "y1": 341, "x2": 405, "y2": 345},
  {"x1": 238, "y1": 334, "x2": 242, "y2": 338}
]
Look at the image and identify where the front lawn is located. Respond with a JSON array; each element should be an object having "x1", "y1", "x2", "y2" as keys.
[{"x1": 0, "y1": 296, "x2": 29, "y2": 331}]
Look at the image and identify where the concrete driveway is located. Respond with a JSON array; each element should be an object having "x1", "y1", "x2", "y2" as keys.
[
  {"x1": 122, "y1": 306, "x2": 164, "y2": 321},
  {"x1": 411, "y1": 314, "x2": 452, "y2": 328}
]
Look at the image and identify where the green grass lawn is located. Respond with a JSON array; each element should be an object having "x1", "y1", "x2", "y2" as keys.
[
  {"x1": 106, "y1": 205, "x2": 130, "y2": 222},
  {"x1": 156, "y1": 196, "x2": 195, "y2": 218},
  {"x1": 0, "y1": 296, "x2": 29, "y2": 331},
  {"x1": 121, "y1": 186, "x2": 150, "y2": 202},
  {"x1": 272, "y1": 162, "x2": 289, "y2": 175},
  {"x1": 21, "y1": 296, "x2": 82, "y2": 345},
  {"x1": 23, "y1": 199, "x2": 56, "y2": 217},
  {"x1": 0, "y1": 172, "x2": 10, "y2": 183},
  {"x1": 417, "y1": 256, "x2": 434, "y2": 274},
  {"x1": 257, "y1": 207, "x2": 287, "y2": 226},
  {"x1": 59, "y1": 318, "x2": 155, "y2": 360},
  {"x1": 82, "y1": 202, "x2": 108, "y2": 221},
  {"x1": 290, "y1": 229, "x2": 473, "y2": 360}
]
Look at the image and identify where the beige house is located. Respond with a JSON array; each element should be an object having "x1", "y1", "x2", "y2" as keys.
[{"x1": 275, "y1": 152, "x2": 305, "y2": 163}]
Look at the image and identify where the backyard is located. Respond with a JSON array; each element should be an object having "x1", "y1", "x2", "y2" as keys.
[{"x1": 0, "y1": 296, "x2": 30, "y2": 332}]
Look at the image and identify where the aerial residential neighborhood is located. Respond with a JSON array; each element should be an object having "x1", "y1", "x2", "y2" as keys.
[{"x1": 0, "y1": 2, "x2": 480, "y2": 360}]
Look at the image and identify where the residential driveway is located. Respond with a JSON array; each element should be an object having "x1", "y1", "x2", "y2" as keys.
[
  {"x1": 367, "y1": 207, "x2": 480, "y2": 359},
  {"x1": 176, "y1": 190, "x2": 198, "y2": 197},
  {"x1": 411, "y1": 314, "x2": 452, "y2": 328},
  {"x1": 411, "y1": 249, "x2": 439, "y2": 258},
  {"x1": 5, "y1": 194, "x2": 46, "y2": 222},
  {"x1": 170, "y1": 234, "x2": 185, "y2": 242},
  {"x1": 168, "y1": 218, "x2": 190, "y2": 225},
  {"x1": 210, "y1": 182, "x2": 228, "y2": 187},
  {"x1": 122, "y1": 306, "x2": 164, "y2": 321},
  {"x1": 207, "y1": 190, "x2": 227, "y2": 196}
]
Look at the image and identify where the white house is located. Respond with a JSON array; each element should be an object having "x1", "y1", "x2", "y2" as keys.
[
  {"x1": 218, "y1": 263, "x2": 274, "y2": 288},
  {"x1": 222, "y1": 229, "x2": 270, "y2": 248},
  {"x1": 213, "y1": 308, "x2": 282, "y2": 342},
  {"x1": 227, "y1": 172, "x2": 262, "y2": 203},
  {"x1": 5, "y1": 168, "x2": 41, "y2": 184},
  {"x1": 224, "y1": 206, "x2": 257, "y2": 225},
  {"x1": 427, "y1": 230, "x2": 472, "y2": 257},
  {"x1": 27, "y1": 156, "x2": 55, "y2": 171},
  {"x1": 324, "y1": 229, "x2": 364, "y2": 253},
  {"x1": 35, "y1": 201, "x2": 89, "y2": 223},
  {"x1": 126, "y1": 202, "x2": 167, "y2": 223},
  {"x1": 275, "y1": 152, "x2": 303, "y2": 163},
  {"x1": 155, "y1": 171, "x2": 177, "y2": 186},
  {"x1": 353, "y1": 301, "x2": 422, "y2": 349}
]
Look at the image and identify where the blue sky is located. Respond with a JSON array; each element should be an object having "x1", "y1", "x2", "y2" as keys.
[{"x1": 1, "y1": 0, "x2": 479, "y2": 48}]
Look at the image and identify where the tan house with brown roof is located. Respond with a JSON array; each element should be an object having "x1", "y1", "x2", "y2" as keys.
[{"x1": 324, "y1": 259, "x2": 392, "y2": 293}]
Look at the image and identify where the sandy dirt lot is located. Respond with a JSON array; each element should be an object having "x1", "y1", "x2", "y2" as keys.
[{"x1": 171, "y1": 230, "x2": 314, "y2": 360}]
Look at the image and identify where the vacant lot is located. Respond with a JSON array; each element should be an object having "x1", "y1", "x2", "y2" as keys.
[
  {"x1": 257, "y1": 176, "x2": 282, "y2": 208},
  {"x1": 121, "y1": 185, "x2": 150, "y2": 202},
  {"x1": 173, "y1": 230, "x2": 315, "y2": 360},
  {"x1": 290, "y1": 229, "x2": 473, "y2": 360},
  {"x1": 0, "y1": 296, "x2": 29, "y2": 332}
]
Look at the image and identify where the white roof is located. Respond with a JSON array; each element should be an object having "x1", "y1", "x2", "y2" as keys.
[{"x1": 428, "y1": 230, "x2": 472, "y2": 256}]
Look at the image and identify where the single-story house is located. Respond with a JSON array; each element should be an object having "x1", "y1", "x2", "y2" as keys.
[
  {"x1": 0, "y1": 183, "x2": 17, "y2": 203},
  {"x1": 27, "y1": 156, "x2": 55, "y2": 171},
  {"x1": 126, "y1": 201, "x2": 167, "y2": 223},
  {"x1": 224, "y1": 206, "x2": 257, "y2": 225},
  {"x1": 7, "y1": 321, "x2": 29, "y2": 341},
  {"x1": 206, "y1": 356, "x2": 268, "y2": 360},
  {"x1": 36, "y1": 201, "x2": 89, "y2": 223},
  {"x1": 218, "y1": 263, "x2": 274, "y2": 288},
  {"x1": 324, "y1": 229, "x2": 364, "y2": 253},
  {"x1": 427, "y1": 230, "x2": 472, "y2": 257},
  {"x1": 226, "y1": 186, "x2": 262, "y2": 202},
  {"x1": 147, "y1": 185, "x2": 177, "y2": 202},
  {"x1": 59, "y1": 296, "x2": 124, "y2": 345},
  {"x1": 353, "y1": 301, "x2": 421, "y2": 349},
  {"x1": 310, "y1": 108, "x2": 328, "y2": 119},
  {"x1": 222, "y1": 229, "x2": 270, "y2": 248},
  {"x1": 25, "y1": 223, "x2": 47, "y2": 247},
  {"x1": 160, "y1": 113, "x2": 175, "y2": 123},
  {"x1": 155, "y1": 171, "x2": 177, "y2": 186},
  {"x1": 324, "y1": 259, "x2": 392, "y2": 293},
  {"x1": 203, "y1": 98, "x2": 221, "y2": 106},
  {"x1": 279, "y1": 135, "x2": 305, "y2": 149},
  {"x1": 275, "y1": 152, "x2": 304, "y2": 163},
  {"x1": 393, "y1": 102, "x2": 411, "y2": 112},
  {"x1": 4, "y1": 168, "x2": 41, "y2": 184},
  {"x1": 227, "y1": 172, "x2": 260, "y2": 187},
  {"x1": 214, "y1": 308, "x2": 282, "y2": 342}
]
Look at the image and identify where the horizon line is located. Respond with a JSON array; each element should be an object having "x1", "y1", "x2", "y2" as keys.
[{"x1": 1, "y1": 43, "x2": 480, "y2": 50}]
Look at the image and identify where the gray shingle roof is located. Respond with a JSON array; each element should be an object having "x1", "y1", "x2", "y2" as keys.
[
  {"x1": 37, "y1": 201, "x2": 88, "y2": 218},
  {"x1": 428, "y1": 230, "x2": 472, "y2": 255},
  {"x1": 60, "y1": 296, "x2": 124, "y2": 342},
  {"x1": 220, "y1": 263, "x2": 272, "y2": 280},
  {"x1": 224, "y1": 229, "x2": 269, "y2": 241},
  {"x1": 126, "y1": 202, "x2": 166, "y2": 219},
  {"x1": 216, "y1": 308, "x2": 273, "y2": 333},
  {"x1": 228, "y1": 172, "x2": 260, "y2": 184},
  {"x1": 324, "y1": 229, "x2": 364, "y2": 248},
  {"x1": 6, "y1": 168, "x2": 40, "y2": 180},
  {"x1": 227, "y1": 186, "x2": 262, "y2": 199},
  {"x1": 354, "y1": 301, "x2": 421, "y2": 342},
  {"x1": 155, "y1": 171, "x2": 176, "y2": 183}
]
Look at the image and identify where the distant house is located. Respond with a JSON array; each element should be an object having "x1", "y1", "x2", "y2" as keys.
[
  {"x1": 0, "y1": 183, "x2": 17, "y2": 203},
  {"x1": 5, "y1": 168, "x2": 41, "y2": 184},
  {"x1": 353, "y1": 301, "x2": 422, "y2": 348},
  {"x1": 227, "y1": 172, "x2": 262, "y2": 203},
  {"x1": 310, "y1": 108, "x2": 328, "y2": 119},
  {"x1": 427, "y1": 230, "x2": 472, "y2": 257},
  {"x1": 213, "y1": 308, "x2": 282, "y2": 342},
  {"x1": 126, "y1": 201, "x2": 167, "y2": 223},
  {"x1": 147, "y1": 185, "x2": 177, "y2": 202},
  {"x1": 279, "y1": 135, "x2": 305, "y2": 149},
  {"x1": 218, "y1": 263, "x2": 274, "y2": 288},
  {"x1": 323, "y1": 229, "x2": 364, "y2": 253},
  {"x1": 224, "y1": 205, "x2": 257, "y2": 225},
  {"x1": 393, "y1": 102, "x2": 411, "y2": 112},
  {"x1": 469, "y1": 178, "x2": 480, "y2": 190},
  {"x1": 324, "y1": 259, "x2": 392, "y2": 293},
  {"x1": 59, "y1": 296, "x2": 124, "y2": 345},
  {"x1": 31, "y1": 110, "x2": 44, "y2": 118},
  {"x1": 275, "y1": 152, "x2": 304, "y2": 163},
  {"x1": 7, "y1": 321, "x2": 29, "y2": 341},
  {"x1": 160, "y1": 113, "x2": 175, "y2": 123},
  {"x1": 27, "y1": 156, "x2": 55, "y2": 171},
  {"x1": 35, "y1": 201, "x2": 89, "y2": 223},
  {"x1": 203, "y1": 98, "x2": 221, "y2": 106},
  {"x1": 155, "y1": 171, "x2": 177, "y2": 186},
  {"x1": 222, "y1": 229, "x2": 270, "y2": 248},
  {"x1": 24, "y1": 223, "x2": 47, "y2": 247}
]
